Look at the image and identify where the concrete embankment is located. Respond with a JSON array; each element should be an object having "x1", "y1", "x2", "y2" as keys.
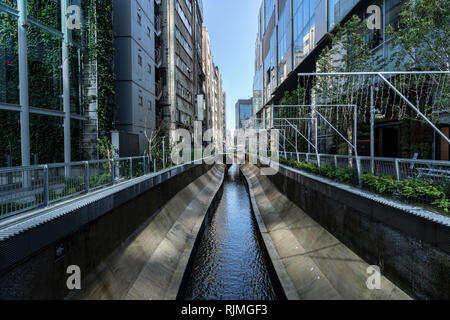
[
  {"x1": 241, "y1": 163, "x2": 411, "y2": 300},
  {"x1": 0, "y1": 160, "x2": 224, "y2": 300},
  {"x1": 71, "y1": 164, "x2": 225, "y2": 300}
]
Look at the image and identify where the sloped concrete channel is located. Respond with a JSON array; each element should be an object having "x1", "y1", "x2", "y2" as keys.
[
  {"x1": 72, "y1": 164, "x2": 226, "y2": 299},
  {"x1": 241, "y1": 164, "x2": 411, "y2": 300},
  {"x1": 177, "y1": 164, "x2": 285, "y2": 300}
]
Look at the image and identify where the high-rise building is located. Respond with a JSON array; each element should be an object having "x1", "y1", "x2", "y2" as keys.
[
  {"x1": 155, "y1": 0, "x2": 204, "y2": 144},
  {"x1": 113, "y1": 0, "x2": 157, "y2": 156},
  {"x1": 235, "y1": 99, "x2": 253, "y2": 129},
  {"x1": 253, "y1": 0, "x2": 407, "y2": 112},
  {"x1": 0, "y1": 0, "x2": 116, "y2": 166},
  {"x1": 253, "y1": 0, "x2": 450, "y2": 159},
  {"x1": 202, "y1": 26, "x2": 226, "y2": 150}
]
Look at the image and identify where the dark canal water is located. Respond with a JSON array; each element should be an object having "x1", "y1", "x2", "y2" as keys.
[{"x1": 178, "y1": 164, "x2": 280, "y2": 300}]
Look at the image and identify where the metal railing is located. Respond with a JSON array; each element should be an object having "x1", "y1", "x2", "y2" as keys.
[
  {"x1": 278, "y1": 151, "x2": 450, "y2": 211},
  {"x1": 0, "y1": 156, "x2": 163, "y2": 220},
  {"x1": 281, "y1": 152, "x2": 450, "y2": 184}
]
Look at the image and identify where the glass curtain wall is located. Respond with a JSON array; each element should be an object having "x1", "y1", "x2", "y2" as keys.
[
  {"x1": 0, "y1": 0, "x2": 84, "y2": 166},
  {"x1": 293, "y1": 0, "x2": 315, "y2": 67}
]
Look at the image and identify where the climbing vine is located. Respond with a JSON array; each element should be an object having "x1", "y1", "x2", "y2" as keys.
[{"x1": 83, "y1": 0, "x2": 116, "y2": 143}]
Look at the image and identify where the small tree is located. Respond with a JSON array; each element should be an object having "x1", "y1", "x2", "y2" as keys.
[
  {"x1": 387, "y1": 0, "x2": 450, "y2": 71},
  {"x1": 315, "y1": 15, "x2": 385, "y2": 156}
]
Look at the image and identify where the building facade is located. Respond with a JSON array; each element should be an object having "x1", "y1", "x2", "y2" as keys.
[
  {"x1": 253, "y1": 0, "x2": 449, "y2": 160},
  {"x1": 202, "y1": 26, "x2": 226, "y2": 150},
  {"x1": 113, "y1": 0, "x2": 157, "y2": 156},
  {"x1": 155, "y1": 0, "x2": 205, "y2": 144},
  {"x1": 235, "y1": 99, "x2": 253, "y2": 129},
  {"x1": 254, "y1": 0, "x2": 408, "y2": 110}
]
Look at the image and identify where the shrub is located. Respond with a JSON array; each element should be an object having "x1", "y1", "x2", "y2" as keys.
[
  {"x1": 335, "y1": 168, "x2": 357, "y2": 183},
  {"x1": 362, "y1": 174, "x2": 397, "y2": 195}
]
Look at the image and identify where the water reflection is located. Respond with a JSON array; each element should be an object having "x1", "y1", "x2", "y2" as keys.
[{"x1": 179, "y1": 164, "x2": 277, "y2": 300}]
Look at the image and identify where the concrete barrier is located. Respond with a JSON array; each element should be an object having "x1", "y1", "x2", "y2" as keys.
[
  {"x1": 0, "y1": 160, "x2": 224, "y2": 300},
  {"x1": 248, "y1": 160, "x2": 450, "y2": 300}
]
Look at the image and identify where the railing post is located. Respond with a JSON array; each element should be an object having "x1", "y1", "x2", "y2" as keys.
[
  {"x1": 296, "y1": 152, "x2": 300, "y2": 162},
  {"x1": 334, "y1": 155, "x2": 338, "y2": 169},
  {"x1": 154, "y1": 159, "x2": 157, "y2": 173},
  {"x1": 84, "y1": 161, "x2": 90, "y2": 193},
  {"x1": 306, "y1": 154, "x2": 310, "y2": 163},
  {"x1": 395, "y1": 159, "x2": 401, "y2": 181},
  {"x1": 43, "y1": 165, "x2": 49, "y2": 206},
  {"x1": 162, "y1": 139, "x2": 166, "y2": 169},
  {"x1": 143, "y1": 156, "x2": 147, "y2": 175},
  {"x1": 356, "y1": 157, "x2": 362, "y2": 186},
  {"x1": 317, "y1": 154, "x2": 321, "y2": 168},
  {"x1": 7, "y1": 155, "x2": 12, "y2": 185},
  {"x1": 129, "y1": 157, "x2": 133, "y2": 178},
  {"x1": 110, "y1": 159, "x2": 115, "y2": 184}
]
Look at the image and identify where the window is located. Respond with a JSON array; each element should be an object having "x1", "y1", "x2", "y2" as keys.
[
  {"x1": 148, "y1": 100, "x2": 152, "y2": 110},
  {"x1": 147, "y1": 64, "x2": 152, "y2": 74},
  {"x1": 138, "y1": 55, "x2": 142, "y2": 66},
  {"x1": 138, "y1": 96, "x2": 143, "y2": 106},
  {"x1": 137, "y1": 13, "x2": 142, "y2": 26},
  {"x1": 176, "y1": 54, "x2": 191, "y2": 79},
  {"x1": 175, "y1": 27, "x2": 193, "y2": 58},
  {"x1": 176, "y1": 0, "x2": 192, "y2": 35},
  {"x1": 185, "y1": 0, "x2": 192, "y2": 12},
  {"x1": 147, "y1": 27, "x2": 151, "y2": 38}
]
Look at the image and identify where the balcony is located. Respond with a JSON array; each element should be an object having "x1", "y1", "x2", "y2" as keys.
[
  {"x1": 154, "y1": 15, "x2": 162, "y2": 37},
  {"x1": 156, "y1": 80, "x2": 163, "y2": 101},
  {"x1": 155, "y1": 46, "x2": 163, "y2": 68}
]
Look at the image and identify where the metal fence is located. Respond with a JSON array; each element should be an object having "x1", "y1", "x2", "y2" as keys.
[
  {"x1": 281, "y1": 152, "x2": 450, "y2": 184},
  {"x1": 0, "y1": 156, "x2": 164, "y2": 220},
  {"x1": 279, "y1": 151, "x2": 450, "y2": 211}
]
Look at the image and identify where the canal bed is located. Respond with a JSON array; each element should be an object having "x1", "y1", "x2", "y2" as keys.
[{"x1": 177, "y1": 164, "x2": 283, "y2": 300}]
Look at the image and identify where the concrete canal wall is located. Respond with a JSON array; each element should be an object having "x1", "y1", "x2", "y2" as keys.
[
  {"x1": 0, "y1": 160, "x2": 225, "y2": 300},
  {"x1": 244, "y1": 160, "x2": 450, "y2": 300}
]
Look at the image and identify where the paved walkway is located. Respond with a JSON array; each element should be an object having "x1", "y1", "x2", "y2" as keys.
[{"x1": 241, "y1": 164, "x2": 411, "y2": 300}]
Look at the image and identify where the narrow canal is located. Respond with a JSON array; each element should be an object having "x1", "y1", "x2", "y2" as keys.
[{"x1": 178, "y1": 164, "x2": 281, "y2": 300}]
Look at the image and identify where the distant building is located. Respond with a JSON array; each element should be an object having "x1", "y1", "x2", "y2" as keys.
[
  {"x1": 235, "y1": 99, "x2": 253, "y2": 129},
  {"x1": 113, "y1": 0, "x2": 157, "y2": 156},
  {"x1": 202, "y1": 26, "x2": 225, "y2": 150},
  {"x1": 155, "y1": 0, "x2": 205, "y2": 144}
]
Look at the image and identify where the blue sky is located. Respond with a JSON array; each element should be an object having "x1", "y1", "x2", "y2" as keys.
[{"x1": 203, "y1": 0, "x2": 261, "y2": 131}]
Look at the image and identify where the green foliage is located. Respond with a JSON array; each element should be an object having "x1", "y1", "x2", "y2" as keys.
[
  {"x1": 280, "y1": 157, "x2": 449, "y2": 215},
  {"x1": 387, "y1": 0, "x2": 450, "y2": 71},
  {"x1": 397, "y1": 178, "x2": 445, "y2": 199},
  {"x1": 362, "y1": 174, "x2": 397, "y2": 195},
  {"x1": 84, "y1": 0, "x2": 116, "y2": 140},
  {"x1": 320, "y1": 165, "x2": 337, "y2": 180},
  {"x1": 335, "y1": 168, "x2": 357, "y2": 183},
  {"x1": 281, "y1": 87, "x2": 307, "y2": 106},
  {"x1": 317, "y1": 15, "x2": 385, "y2": 74},
  {"x1": 89, "y1": 173, "x2": 112, "y2": 188}
]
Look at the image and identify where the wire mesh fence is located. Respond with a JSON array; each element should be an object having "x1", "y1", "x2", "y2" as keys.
[
  {"x1": 279, "y1": 152, "x2": 450, "y2": 213},
  {"x1": 0, "y1": 155, "x2": 178, "y2": 220}
]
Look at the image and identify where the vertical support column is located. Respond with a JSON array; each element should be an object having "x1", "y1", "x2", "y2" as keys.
[
  {"x1": 18, "y1": 0, "x2": 30, "y2": 182},
  {"x1": 43, "y1": 165, "x2": 49, "y2": 206},
  {"x1": 395, "y1": 159, "x2": 401, "y2": 181},
  {"x1": 370, "y1": 86, "x2": 375, "y2": 173},
  {"x1": 61, "y1": 0, "x2": 71, "y2": 177},
  {"x1": 84, "y1": 161, "x2": 90, "y2": 193},
  {"x1": 162, "y1": 138, "x2": 166, "y2": 169},
  {"x1": 354, "y1": 105, "x2": 358, "y2": 156}
]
